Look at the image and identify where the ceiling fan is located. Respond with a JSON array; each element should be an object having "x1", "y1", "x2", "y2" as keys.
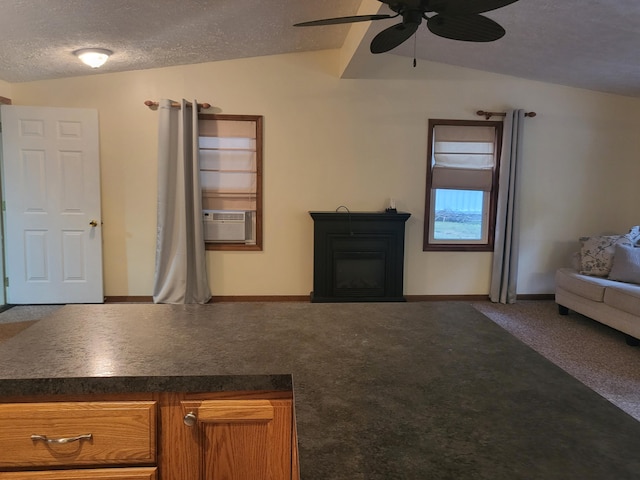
[{"x1": 294, "y1": 0, "x2": 520, "y2": 54}]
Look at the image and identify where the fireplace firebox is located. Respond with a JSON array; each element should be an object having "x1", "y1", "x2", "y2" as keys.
[{"x1": 310, "y1": 211, "x2": 411, "y2": 302}]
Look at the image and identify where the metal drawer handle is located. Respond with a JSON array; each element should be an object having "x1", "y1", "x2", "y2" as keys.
[{"x1": 31, "y1": 433, "x2": 93, "y2": 444}]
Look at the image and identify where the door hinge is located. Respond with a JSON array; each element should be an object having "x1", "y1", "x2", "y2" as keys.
[
  {"x1": 1, "y1": 201, "x2": 5, "y2": 211},
  {"x1": 4, "y1": 277, "x2": 8, "y2": 288}
]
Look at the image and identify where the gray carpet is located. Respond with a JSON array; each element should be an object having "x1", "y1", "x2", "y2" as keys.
[
  {"x1": 473, "y1": 300, "x2": 640, "y2": 422},
  {"x1": 0, "y1": 305, "x2": 62, "y2": 324}
]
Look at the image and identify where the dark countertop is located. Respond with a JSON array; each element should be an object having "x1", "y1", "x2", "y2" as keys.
[{"x1": 0, "y1": 302, "x2": 639, "y2": 479}]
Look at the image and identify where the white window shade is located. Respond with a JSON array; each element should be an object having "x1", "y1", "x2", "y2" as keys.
[
  {"x1": 431, "y1": 124, "x2": 496, "y2": 191},
  {"x1": 200, "y1": 150, "x2": 256, "y2": 171},
  {"x1": 201, "y1": 193, "x2": 256, "y2": 211},
  {"x1": 433, "y1": 153, "x2": 494, "y2": 168},
  {"x1": 431, "y1": 166, "x2": 494, "y2": 191},
  {"x1": 199, "y1": 118, "x2": 258, "y2": 212},
  {"x1": 200, "y1": 119, "x2": 256, "y2": 138},
  {"x1": 199, "y1": 136, "x2": 256, "y2": 150},
  {"x1": 433, "y1": 125, "x2": 496, "y2": 142},
  {"x1": 201, "y1": 171, "x2": 257, "y2": 192}
]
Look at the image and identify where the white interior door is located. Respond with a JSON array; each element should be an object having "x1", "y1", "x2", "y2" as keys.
[{"x1": 1, "y1": 105, "x2": 103, "y2": 304}]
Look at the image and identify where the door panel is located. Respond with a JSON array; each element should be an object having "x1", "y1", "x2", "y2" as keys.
[
  {"x1": 25, "y1": 231, "x2": 49, "y2": 281},
  {"x1": 179, "y1": 399, "x2": 293, "y2": 480},
  {"x1": 1, "y1": 105, "x2": 103, "y2": 304}
]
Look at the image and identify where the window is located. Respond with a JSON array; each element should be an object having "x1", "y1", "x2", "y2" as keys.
[
  {"x1": 423, "y1": 119, "x2": 503, "y2": 251},
  {"x1": 198, "y1": 114, "x2": 263, "y2": 251}
]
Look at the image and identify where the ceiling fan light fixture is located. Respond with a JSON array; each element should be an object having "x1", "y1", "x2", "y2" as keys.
[{"x1": 74, "y1": 48, "x2": 113, "y2": 68}]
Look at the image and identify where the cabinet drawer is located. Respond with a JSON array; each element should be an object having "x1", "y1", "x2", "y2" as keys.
[
  {"x1": 0, "y1": 467, "x2": 157, "y2": 479},
  {"x1": 0, "y1": 401, "x2": 156, "y2": 469}
]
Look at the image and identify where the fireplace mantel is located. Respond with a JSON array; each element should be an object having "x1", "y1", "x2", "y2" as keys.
[{"x1": 309, "y1": 211, "x2": 411, "y2": 303}]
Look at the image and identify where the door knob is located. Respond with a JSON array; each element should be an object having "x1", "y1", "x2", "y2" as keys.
[{"x1": 89, "y1": 220, "x2": 98, "y2": 227}]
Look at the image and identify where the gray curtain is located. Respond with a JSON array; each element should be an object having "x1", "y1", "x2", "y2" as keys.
[
  {"x1": 490, "y1": 109, "x2": 525, "y2": 304},
  {"x1": 153, "y1": 99, "x2": 211, "y2": 304}
]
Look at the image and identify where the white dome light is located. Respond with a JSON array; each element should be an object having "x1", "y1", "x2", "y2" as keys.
[{"x1": 74, "y1": 48, "x2": 113, "y2": 68}]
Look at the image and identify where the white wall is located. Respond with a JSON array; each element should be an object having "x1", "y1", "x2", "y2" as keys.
[
  {"x1": 8, "y1": 50, "x2": 640, "y2": 297},
  {"x1": 0, "y1": 79, "x2": 11, "y2": 100}
]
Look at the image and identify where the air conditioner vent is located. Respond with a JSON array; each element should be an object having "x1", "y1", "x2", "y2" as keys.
[
  {"x1": 211, "y1": 212, "x2": 245, "y2": 222},
  {"x1": 203, "y1": 210, "x2": 246, "y2": 242}
]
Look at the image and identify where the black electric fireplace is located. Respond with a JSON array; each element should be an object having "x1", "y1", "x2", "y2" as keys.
[{"x1": 310, "y1": 211, "x2": 411, "y2": 302}]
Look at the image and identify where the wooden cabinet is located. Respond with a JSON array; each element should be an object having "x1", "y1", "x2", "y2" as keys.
[
  {"x1": 0, "y1": 391, "x2": 298, "y2": 480},
  {"x1": 0, "y1": 467, "x2": 157, "y2": 479},
  {"x1": 158, "y1": 391, "x2": 297, "y2": 480},
  {"x1": 0, "y1": 399, "x2": 157, "y2": 479},
  {"x1": 0, "y1": 401, "x2": 156, "y2": 469}
]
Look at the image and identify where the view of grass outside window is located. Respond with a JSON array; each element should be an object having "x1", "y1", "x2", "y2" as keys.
[{"x1": 433, "y1": 189, "x2": 483, "y2": 240}]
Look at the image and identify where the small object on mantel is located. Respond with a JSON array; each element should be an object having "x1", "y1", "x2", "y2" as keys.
[{"x1": 385, "y1": 197, "x2": 397, "y2": 214}]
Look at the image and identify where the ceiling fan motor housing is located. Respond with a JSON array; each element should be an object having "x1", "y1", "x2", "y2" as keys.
[{"x1": 402, "y1": 9, "x2": 424, "y2": 26}]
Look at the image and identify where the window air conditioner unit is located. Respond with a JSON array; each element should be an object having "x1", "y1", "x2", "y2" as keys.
[{"x1": 203, "y1": 210, "x2": 246, "y2": 242}]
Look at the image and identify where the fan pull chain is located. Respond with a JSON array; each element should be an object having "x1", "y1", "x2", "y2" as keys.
[{"x1": 413, "y1": 33, "x2": 417, "y2": 68}]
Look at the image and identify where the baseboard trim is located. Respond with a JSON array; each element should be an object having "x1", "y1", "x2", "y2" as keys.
[
  {"x1": 104, "y1": 295, "x2": 310, "y2": 303},
  {"x1": 405, "y1": 295, "x2": 489, "y2": 302},
  {"x1": 104, "y1": 293, "x2": 554, "y2": 304},
  {"x1": 209, "y1": 296, "x2": 310, "y2": 303},
  {"x1": 406, "y1": 294, "x2": 554, "y2": 302},
  {"x1": 105, "y1": 296, "x2": 153, "y2": 303}
]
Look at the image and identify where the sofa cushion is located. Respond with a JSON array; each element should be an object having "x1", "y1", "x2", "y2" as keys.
[
  {"x1": 608, "y1": 244, "x2": 640, "y2": 284},
  {"x1": 579, "y1": 234, "x2": 634, "y2": 276},
  {"x1": 554, "y1": 267, "x2": 620, "y2": 302},
  {"x1": 604, "y1": 283, "x2": 640, "y2": 317}
]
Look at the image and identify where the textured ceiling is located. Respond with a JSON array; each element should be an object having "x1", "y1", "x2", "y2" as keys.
[{"x1": 1, "y1": 0, "x2": 640, "y2": 98}]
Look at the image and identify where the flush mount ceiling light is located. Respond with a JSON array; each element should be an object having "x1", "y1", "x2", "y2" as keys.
[{"x1": 73, "y1": 48, "x2": 113, "y2": 68}]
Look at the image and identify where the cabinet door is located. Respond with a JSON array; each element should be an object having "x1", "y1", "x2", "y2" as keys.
[
  {"x1": 181, "y1": 399, "x2": 293, "y2": 480},
  {"x1": 0, "y1": 467, "x2": 157, "y2": 479}
]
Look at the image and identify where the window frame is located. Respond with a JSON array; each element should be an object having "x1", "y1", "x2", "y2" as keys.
[
  {"x1": 198, "y1": 113, "x2": 263, "y2": 251},
  {"x1": 423, "y1": 119, "x2": 503, "y2": 252}
]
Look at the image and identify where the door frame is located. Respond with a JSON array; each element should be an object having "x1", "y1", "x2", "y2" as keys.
[{"x1": 0, "y1": 96, "x2": 12, "y2": 308}]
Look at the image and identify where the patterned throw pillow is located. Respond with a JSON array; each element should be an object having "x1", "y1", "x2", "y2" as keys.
[
  {"x1": 579, "y1": 234, "x2": 633, "y2": 276},
  {"x1": 608, "y1": 244, "x2": 640, "y2": 284},
  {"x1": 628, "y1": 225, "x2": 640, "y2": 246}
]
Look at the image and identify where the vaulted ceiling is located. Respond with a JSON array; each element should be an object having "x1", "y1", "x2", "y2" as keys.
[{"x1": 2, "y1": 0, "x2": 640, "y2": 98}]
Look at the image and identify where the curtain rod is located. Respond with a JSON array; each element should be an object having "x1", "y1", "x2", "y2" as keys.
[
  {"x1": 144, "y1": 100, "x2": 212, "y2": 110},
  {"x1": 476, "y1": 110, "x2": 536, "y2": 120}
]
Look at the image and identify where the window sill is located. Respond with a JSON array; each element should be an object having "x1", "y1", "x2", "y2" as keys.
[
  {"x1": 422, "y1": 244, "x2": 494, "y2": 252},
  {"x1": 205, "y1": 243, "x2": 262, "y2": 251}
]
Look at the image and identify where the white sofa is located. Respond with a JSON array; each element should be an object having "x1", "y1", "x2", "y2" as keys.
[
  {"x1": 555, "y1": 267, "x2": 640, "y2": 345},
  {"x1": 555, "y1": 227, "x2": 640, "y2": 345}
]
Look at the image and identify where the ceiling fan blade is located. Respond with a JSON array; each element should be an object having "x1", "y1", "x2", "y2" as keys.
[
  {"x1": 429, "y1": 0, "x2": 519, "y2": 16},
  {"x1": 427, "y1": 14, "x2": 505, "y2": 42},
  {"x1": 294, "y1": 14, "x2": 394, "y2": 27},
  {"x1": 370, "y1": 21, "x2": 420, "y2": 54}
]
